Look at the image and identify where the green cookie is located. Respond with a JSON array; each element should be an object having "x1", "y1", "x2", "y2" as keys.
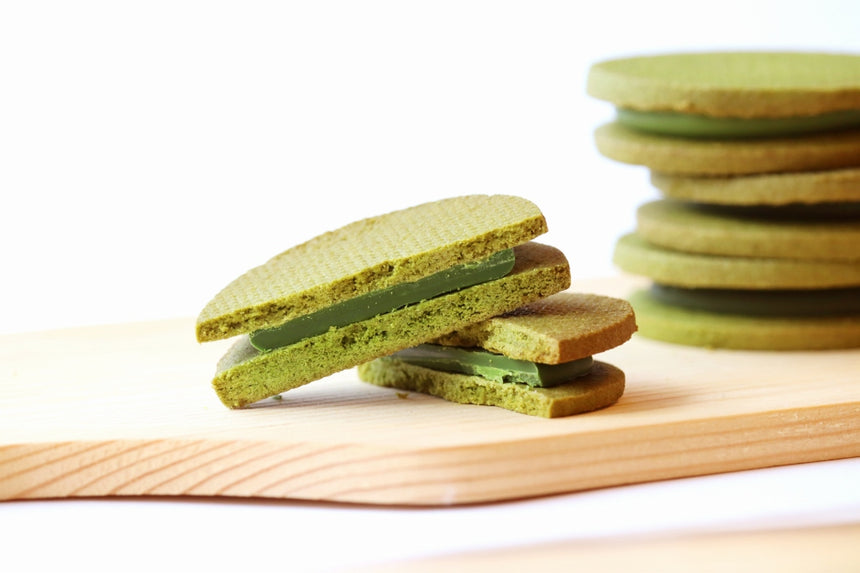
[
  {"x1": 613, "y1": 233, "x2": 860, "y2": 289},
  {"x1": 594, "y1": 122, "x2": 860, "y2": 176},
  {"x1": 651, "y1": 168, "x2": 860, "y2": 206},
  {"x1": 628, "y1": 288, "x2": 860, "y2": 351},
  {"x1": 358, "y1": 359, "x2": 625, "y2": 419},
  {"x1": 636, "y1": 200, "x2": 860, "y2": 261},
  {"x1": 587, "y1": 52, "x2": 860, "y2": 123},
  {"x1": 431, "y1": 292, "x2": 637, "y2": 364}
]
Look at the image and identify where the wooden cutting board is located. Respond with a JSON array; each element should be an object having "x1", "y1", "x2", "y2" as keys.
[{"x1": 2, "y1": 277, "x2": 858, "y2": 506}]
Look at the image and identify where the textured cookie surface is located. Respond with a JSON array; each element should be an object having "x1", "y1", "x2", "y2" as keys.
[
  {"x1": 614, "y1": 233, "x2": 860, "y2": 289},
  {"x1": 651, "y1": 168, "x2": 860, "y2": 206},
  {"x1": 636, "y1": 200, "x2": 860, "y2": 261},
  {"x1": 587, "y1": 52, "x2": 860, "y2": 118},
  {"x1": 431, "y1": 292, "x2": 636, "y2": 364},
  {"x1": 594, "y1": 122, "x2": 860, "y2": 176},
  {"x1": 197, "y1": 195, "x2": 548, "y2": 342},
  {"x1": 213, "y1": 242, "x2": 570, "y2": 408},
  {"x1": 358, "y1": 359, "x2": 625, "y2": 418},
  {"x1": 628, "y1": 289, "x2": 860, "y2": 350}
]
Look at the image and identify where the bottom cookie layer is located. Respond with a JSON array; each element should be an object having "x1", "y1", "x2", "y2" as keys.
[
  {"x1": 613, "y1": 233, "x2": 860, "y2": 289},
  {"x1": 629, "y1": 289, "x2": 860, "y2": 350},
  {"x1": 357, "y1": 359, "x2": 625, "y2": 418}
]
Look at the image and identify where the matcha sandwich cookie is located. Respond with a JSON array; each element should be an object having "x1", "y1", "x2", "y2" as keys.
[
  {"x1": 614, "y1": 201, "x2": 860, "y2": 349},
  {"x1": 358, "y1": 292, "x2": 636, "y2": 417},
  {"x1": 196, "y1": 195, "x2": 571, "y2": 408},
  {"x1": 588, "y1": 52, "x2": 860, "y2": 175}
]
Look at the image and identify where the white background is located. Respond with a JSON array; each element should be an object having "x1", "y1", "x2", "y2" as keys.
[
  {"x1": 2, "y1": 2, "x2": 859, "y2": 572},
  {"x1": 3, "y1": 0, "x2": 859, "y2": 334}
]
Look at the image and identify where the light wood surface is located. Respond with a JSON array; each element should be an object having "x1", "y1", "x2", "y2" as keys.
[
  {"x1": 364, "y1": 523, "x2": 860, "y2": 572},
  {"x1": 2, "y1": 276, "x2": 858, "y2": 506}
]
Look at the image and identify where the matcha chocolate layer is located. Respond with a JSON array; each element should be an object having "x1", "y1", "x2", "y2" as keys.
[
  {"x1": 358, "y1": 359, "x2": 625, "y2": 418},
  {"x1": 249, "y1": 249, "x2": 515, "y2": 351},
  {"x1": 617, "y1": 108, "x2": 860, "y2": 139},
  {"x1": 389, "y1": 344, "x2": 594, "y2": 388},
  {"x1": 649, "y1": 284, "x2": 860, "y2": 317}
]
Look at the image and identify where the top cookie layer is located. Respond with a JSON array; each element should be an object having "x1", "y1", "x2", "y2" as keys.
[
  {"x1": 431, "y1": 292, "x2": 637, "y2": 364},
  {"x1": 197, "y1": 195, "x2": 548, "y2": 342},
  {"x1": 587, "y1": 52, "x2": 860, "y2": 118}
]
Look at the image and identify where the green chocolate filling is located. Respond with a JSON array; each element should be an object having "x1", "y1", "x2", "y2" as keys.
[
  {"x1": 617, "y1": 108, "x2": 860, "y2": 139},
  {"x1": 250, "y1": 249, "x2": 516, "y2": 351},
  {"x1": 388, "y1": 343, "x2": 594, "y2": 388},
  {"x1": 650, "y1": 284, "x2": 860, "y2": 317},
  {"x1": 689, "y1": 202, "x2": 860, "y2": 221}
]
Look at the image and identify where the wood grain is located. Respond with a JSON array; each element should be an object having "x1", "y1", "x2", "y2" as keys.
[{"x1": 1, "y1": 276, "x2": 858, "y2": 506}]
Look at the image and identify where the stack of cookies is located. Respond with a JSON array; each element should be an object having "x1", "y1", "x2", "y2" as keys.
[{"x1": 587, "y1": 52, "x2": 860, "y2": 350}]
